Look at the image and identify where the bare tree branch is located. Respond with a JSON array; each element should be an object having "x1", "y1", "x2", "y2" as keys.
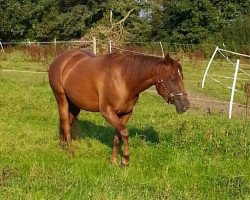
[
  {"x1": 110, "y1": 10, "x2": 113, "y2": 27},
  {"x1": 109, "y1": 8, "x2": 135, "y2": 31},
  {"x1": 114, "y1": 9, "x2": 135, "y2": 25}
]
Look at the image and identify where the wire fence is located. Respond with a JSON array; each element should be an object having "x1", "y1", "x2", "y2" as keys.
[
  {"x1": 0, "y1": 39, "x2": 220, "y2": 60},
  {"x1": 1, "y1": 38, "x2": 250, "y2": 62}
]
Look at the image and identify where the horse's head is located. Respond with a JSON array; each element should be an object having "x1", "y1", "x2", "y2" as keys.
[{"x1": 155, "y1": 54, "x2": 190, "y2": 113}]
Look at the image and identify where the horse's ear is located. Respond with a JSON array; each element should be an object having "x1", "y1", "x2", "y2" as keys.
[{"x1": 163, "y1": 53, "x2": 171, "y2": 65}]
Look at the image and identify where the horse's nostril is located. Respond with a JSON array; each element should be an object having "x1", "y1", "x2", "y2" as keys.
[{"x1": 182, "y1": 105, "x2": 188, "y2": 111}]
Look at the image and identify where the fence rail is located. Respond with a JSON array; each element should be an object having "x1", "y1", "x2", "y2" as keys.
[{"x1": 1, "y1": 39, "x2": 250, "y2": 59}]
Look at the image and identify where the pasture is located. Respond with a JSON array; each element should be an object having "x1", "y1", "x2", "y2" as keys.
[{"x1": 0, "y1": 50, "x2": 249, "y2": 199}]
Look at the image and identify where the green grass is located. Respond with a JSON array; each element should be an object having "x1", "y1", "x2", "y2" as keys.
[
  {"x1": 0, "y1": 50, "x2": 51, "y2": 72},
  {"x1": 0, "y1": 51, "x2": 249, "y2": 199},
  {"x1": 0, "y1": 72, "x2": 249, "y2": 199}
]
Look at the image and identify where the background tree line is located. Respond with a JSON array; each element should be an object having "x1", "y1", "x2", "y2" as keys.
[{"x1": 1, "y1": 0, "x2": 250, "y2": 50}]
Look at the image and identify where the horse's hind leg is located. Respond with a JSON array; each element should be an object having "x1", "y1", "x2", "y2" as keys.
[
  {"x1": 58, "y1": 98, "x2": 80, "y2": 151},
  {"x1": 54, "y1": 92, "x2": 74, "y2": 155},
  {"x1": 68, "y1": 99, "x2": 80, "y2": 139},
  {"x1": 59, "y1": 123, "x2": 66, "y2": 148}
]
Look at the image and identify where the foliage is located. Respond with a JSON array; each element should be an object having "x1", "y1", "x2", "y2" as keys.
[
  {"x1": 0, "y1": 0, "x2": 106, "y2": 41},
  {"x1": 206, "y1": 16, "x2": 250, "y2": 54},
  {"x1": 149, "y1": 0, "x2": 250, "y2": 44},
  {"x1": 1, "y1": 0, "x2": 250, "y2": 48}
]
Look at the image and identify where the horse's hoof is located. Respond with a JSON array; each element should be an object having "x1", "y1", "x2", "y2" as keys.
[
  {"x1": 59, "y1": 142, "x2": 66, "y2": 149},
  {"x1": 121, "y1": 158, "x2": 129, "y2": 167},
  {"x1": 68, "y1": 150, "x2": 75, "y2": 158},
  {"x1": 111, "y1": 159, "x2": 118, "y2": 166},
  {"x1": 121, "y1": 161, "x2": 129, "y2": 167}
]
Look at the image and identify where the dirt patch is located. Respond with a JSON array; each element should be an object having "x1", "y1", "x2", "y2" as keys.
[
  {"x1": 187, "y1": 90, "x2": 249, "y2": 118},
  {"x1": 147, "y1": 88, "x2": 249, "y2": 118}
]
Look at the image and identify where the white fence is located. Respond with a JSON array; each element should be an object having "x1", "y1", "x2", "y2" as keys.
[
  {"x1": 202, "y1": 46, "x2": 250, "y2": 119},
  {"x1": 0, "y1": 38, "x2": 168, "y2": 58}
]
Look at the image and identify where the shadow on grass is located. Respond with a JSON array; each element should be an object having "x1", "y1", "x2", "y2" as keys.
[{"x1": 71, "y1": 119, "x2": 160, "y2": 148}]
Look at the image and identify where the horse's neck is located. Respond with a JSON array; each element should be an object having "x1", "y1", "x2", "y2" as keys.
[
  {"x1": 132, "y1": 78, "x2": 154, "y2": 96},
  {"x1": 127, "y1": 65, "x2": 159, "y2": 96}
]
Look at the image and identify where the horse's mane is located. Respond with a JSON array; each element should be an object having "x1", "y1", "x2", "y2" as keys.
[{"x1": 105, "y1": 52, "x2": 165, "y2": 80}]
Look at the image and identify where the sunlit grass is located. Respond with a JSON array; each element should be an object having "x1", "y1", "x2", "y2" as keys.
[
  {"x1": 0, "y1": 73, "x2": 249, "y2": 199},
  {"x1": 0, "y1": 51, "x2": 249, "y2": 199}
]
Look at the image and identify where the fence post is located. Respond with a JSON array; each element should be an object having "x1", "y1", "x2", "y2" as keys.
[
  {"x1": 28, "y1": 40, "x2": 31, "y2": 51},
  {"x1": 54, "y1": 38, "x2": 57, "y2": 55},
  {"x1": 159, "y1": 42, "x2": 165, "y2": 58},
  {"x1": 93, "y1": 37, "x2": 97, "y2": 54},
  {"x1": 0, "y1": 41, "x2": 4, "y2": 52},
  {"x1": 109, "y1": 40, "x2": 112, "y2": 53},
  {"x1": 201, "y1": 46, "x2": 219, "y2": 89},
  {"x1": 229, "y1": 59, "x2": 240, "y2": 119}
]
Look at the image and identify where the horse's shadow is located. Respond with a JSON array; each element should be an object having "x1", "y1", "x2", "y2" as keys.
[{"x1": 71, "y1": 119, "x2": 160, "y2": 148}]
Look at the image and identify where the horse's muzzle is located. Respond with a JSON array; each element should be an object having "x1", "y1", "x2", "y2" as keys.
[{"x1": 175, "y1": 97, "x2": 190, "y2": 114}]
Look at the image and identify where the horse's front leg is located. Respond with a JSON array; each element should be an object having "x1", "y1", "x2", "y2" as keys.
[
  {"x1": 112, "y1": 113, "x2": 132, "y2": 165},
  {"x1": 112, "y1": 130, "x2": 121, "y2": 165},
  {"x1": 120, "y1": 129, "x2": 130, "y2": 166},
  {"x1": 100, "y1": 107, "x2": 131, "y2": 166}
]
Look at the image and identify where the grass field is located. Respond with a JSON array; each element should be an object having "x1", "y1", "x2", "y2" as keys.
[{"x1": 0, "y1": 50, "x2": 250, "y2": 199}]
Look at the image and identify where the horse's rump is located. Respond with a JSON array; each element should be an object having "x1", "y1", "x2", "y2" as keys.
[{"x1": 49, "y1": 50, "x2": 101, "y2": 111}]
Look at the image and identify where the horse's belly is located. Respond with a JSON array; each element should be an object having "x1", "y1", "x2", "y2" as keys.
[
  {"x1": 110, "y1": 95, "x2": 139, "y2": 115},
  {"x1": 64, "y1": 81, "x2": 100, "y2": 112},
  {"x1": 71, "y1": 94, "x2": 100, "y2": 112}
]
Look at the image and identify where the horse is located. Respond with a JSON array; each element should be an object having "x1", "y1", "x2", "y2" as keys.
[{"x1": 48, "y1": 50, "x2": 190, "y2": 165}]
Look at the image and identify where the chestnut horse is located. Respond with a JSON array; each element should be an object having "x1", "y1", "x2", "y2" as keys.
[{"x1": 49, "y1": 50, "x2": 190, "y2": 165}]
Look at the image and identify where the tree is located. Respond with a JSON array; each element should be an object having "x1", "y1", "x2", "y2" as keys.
[
  {"x1": 0, "y1": 0, "x2": 35, "y2": 41},
  {"x1": 0, "y1": 0, "x2": 107, "y2": 41},
  {"x1": 1, "y1": 0, "x2": 250, "y2": 45},
  {"x1": 149, "y1": 0, "x2": 250, "y2": 44},
  {"x1": 150, "y1": 0, "x2": 221, "y2": 43},
  {"x1": 82, "y1": 0, "x2": 151, "y2": 45},
  {"x1": 29, "y1": 0, "x2": 106, "y2": 41}
]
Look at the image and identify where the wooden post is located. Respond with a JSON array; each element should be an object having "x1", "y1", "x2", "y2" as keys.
[
  {"x1": 93, "y1": 37, "x2": 97, "y2": 54},
  {"x1": 109, "y1": 40, "x2": 112, "y2": 53},
  {"x1": 54, "y1": 38, "x2": 57, "y2": 55},
  {"x1": 28, "y1": 40, "x2": 31, "y2": 51},
  {"x1": 159, "y1": 42, "x2": 165, "y2": 58},
  {"x1": 0, "y1": 41, "x2": 4, "y2": 52}
]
